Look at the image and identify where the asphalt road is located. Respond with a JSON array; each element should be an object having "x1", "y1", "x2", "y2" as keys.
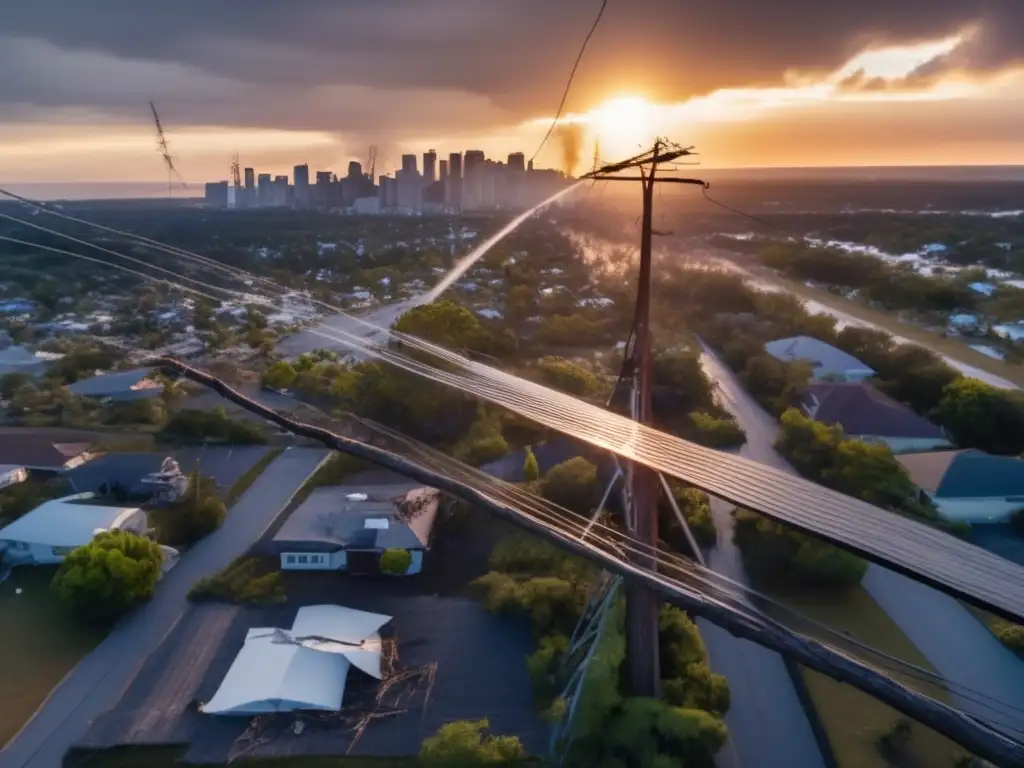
[
  {"x1": 699, "y1": 340, "x2": 1024, "y2": 740},
  {"x1": 1, "y1": 447, "x2": 330, "y2": 768},
  {"x1": 696, "y1": 343, "x2": 826, "y2": 768}
]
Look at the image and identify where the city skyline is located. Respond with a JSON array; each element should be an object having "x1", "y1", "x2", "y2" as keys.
[
  {"x1": 4, "y1": 3, "x2": 1024, "y2": 184},
  {"x1": 204, "y1": 147, "x2": 567, "y2": 213}
]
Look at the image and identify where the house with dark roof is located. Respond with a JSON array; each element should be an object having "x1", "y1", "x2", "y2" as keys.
[
  {"x1": 896, "y1": 450, "x2": 1024, "y2": 523},
  {"x1": 765, "y1": 336, "x2": 876, "y2": 382},
  {"x1": 799, "y1": 383, "x2": 952, "y2": 454},
  {"x1": 67, "y1": 368, "x2": 163, "y2": 402},
  {"x1": 0, "y1": 346, "x2": 64, "y2": 379},
  {"x1": 0, "y1": 435, "x2": 96, "y2": 473},
  {"x1": 65, "y1": 453, "x2": 188, "y2": 503},
  {"x1": 270, "y1": 484, "x2": 440, "y2": 575}
]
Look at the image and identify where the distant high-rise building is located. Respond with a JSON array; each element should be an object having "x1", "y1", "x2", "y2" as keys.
[
  {"x1": 242, "y1": 167, "x2": 256, "y2": 208},
  {"x1": 463, "y1": 150, "x2": 486, "y2": 211},
  {"x1": 316, "y1": 171, "x2": 332, "y2": 185},
  {"x1": 395, "y1": 166, "x2": 423, "y2": 212},
  {"x1": 379, "y1": 176, "x2": 398, "y2": 209},
  {"x1": 204, "y1": 181, "x2": 229, "y2": 208},
  {"x1": 257, "y1": 173, "x2": 272, "y2": 206},
  {"x1": 446, "y1": 152, "x2": 463, "y2": 210},
  {"x1": 423, "y1": 150, "x2": 437, "y2": 184},
  {"x1": 507, "y1": 153, "x2": 525, "y2": 173},
  {"x1": 439, "y1": 159, "x2": 449, "y2": 183},
  {"x1": 347, "y1": 161, "x2": 362, "y2": 178},
  {"x1": 401, "y1": 154, "x2": 417, "y2": 174},
  {"x1": 272, "y1": 175, "x2": 290, "y2": 207},
  {"x1": 528, "y1": 159, "x2": 535, "y2": 172},
  {"x1": 293, "y1": 164, "x2": 310, "y2": 207}
]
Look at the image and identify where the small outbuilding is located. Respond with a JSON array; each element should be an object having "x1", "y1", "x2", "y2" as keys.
[
  {"x1": 270, "y1": 484, "x2": 440, "y2": 575},
  {"x1": 0, "y1": 492, "x2": 148, "y2": 565}
]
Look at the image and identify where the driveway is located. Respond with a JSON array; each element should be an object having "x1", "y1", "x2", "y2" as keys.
[
  {"x1": 699, "y1": 339, "x2": 1024, "y2": 739},
  {"x1": 696, "y1": 343, "x2": 825, "y2": 768},
  {"x1": 0, "y1": 447, "x2": 330, "y2": 768}
]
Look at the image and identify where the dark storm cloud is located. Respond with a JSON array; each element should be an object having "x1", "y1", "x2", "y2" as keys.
[{"x1": 2, "y1": 0, "x2": 1023, "y2": 130}]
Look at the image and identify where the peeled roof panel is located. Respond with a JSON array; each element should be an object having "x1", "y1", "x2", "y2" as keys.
[{"x1": 291, "y1": 604, "x2": 392, "y2": 646}]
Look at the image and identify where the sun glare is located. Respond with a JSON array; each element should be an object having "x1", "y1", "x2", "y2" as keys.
[{"x1": 585, "y1": 95, "x2": 659, "y2": 157}]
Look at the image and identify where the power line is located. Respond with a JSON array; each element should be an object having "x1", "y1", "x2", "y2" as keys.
[
  {"x1": 530, "y1": 0, "x2": 609, "y2": 164},
  {"x1": 701, "y1": 185, "x2": 786, "y2": 231}
]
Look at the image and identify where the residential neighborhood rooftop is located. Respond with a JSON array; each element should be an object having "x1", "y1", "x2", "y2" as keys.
[
  {"x1": 0, "y1": 436, "x2": 94, "y2": 471},
  {"x1": 799, "y1": 382, "x2": 947, "y2": 439},
  {"x1": 66, "y1": 368, "x2": 162, "y2": 401},
  {"x1": 896, "y1": 450, "x2": 1024, "y2": 498},
  {"x1": 273, "y1": 484, "x2": 439, "y2": 551},
  {"x1": 0, "y1": 492, "x2": 141, "y2": 549},
  {"x1": 764, "y1": 336, "x2": 876, "y2": 379}
]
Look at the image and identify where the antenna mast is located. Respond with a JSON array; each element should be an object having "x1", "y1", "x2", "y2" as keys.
[{"x1": 149, "y1": 101, "x2": 187, "y2": 198}]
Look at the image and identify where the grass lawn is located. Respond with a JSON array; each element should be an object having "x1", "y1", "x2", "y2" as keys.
[
  {"x1": 66, "y1": 747, "x2": 417, "y2": 767},
  {"x1": 224, "y1": 446, "x2": 285, "y2": 506},
  {"x1": 744, "y1": 262, "x2": 1024, "y2": 388},
  {"x1": 0, "y1": 567, "x2": 106, "y2": 748},
  {"x1": 759, "y1": 583, "x2": 968, "y2": 768}
]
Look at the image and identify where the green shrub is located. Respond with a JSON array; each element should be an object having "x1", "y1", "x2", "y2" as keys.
[
  {"x1": 380, "y1": 548, "x2": 413, "y2": 575},
  {"x1": 420, "y1": 719, "x2": 526, "y2": 766},
  {"x1": 689, "y1": 411, "x2": 746, "y2": 449},
  {"x1": 732, "y1": 508, "x2": 866, "y2": 587},
  {"x1": 188, "y1": 557, "x2": 286, "y2": 604}
]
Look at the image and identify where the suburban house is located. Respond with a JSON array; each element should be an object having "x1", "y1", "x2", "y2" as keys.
[
  {"x1": 0, "y1": 491, "x2": 148, "y2": 566},
  {"x1": 896, "y1": 449, "x2": 1024, "y2": 523},
  {"x1": 799, "y1": 382, "x2": 952, "y2": 454},
  {"x1": 270, "y1": 484, "x2": 440, "y2": 575},
  {"x1": 67, "y1": 368, "x2": 163, "y2": 402},
  {"x1": 0, "y1": 345, "x2": 64, "y2": 379},
  {"x1": 202, "y1": 605, "x2": 392, "y2": 716},
  {"x1": 0, "y1": 435, "x2": 97, "y2": 474},
  {"x1": 764, "y1": 336, "x2": 876, "y2": 382},
  {"x1": 66, "y1": 453, "x2": 189, "y2": 503}
]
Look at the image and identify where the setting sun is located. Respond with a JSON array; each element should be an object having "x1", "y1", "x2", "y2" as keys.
[{"x1": 585, "y1": 95, "x2": 660, "y2": 159}]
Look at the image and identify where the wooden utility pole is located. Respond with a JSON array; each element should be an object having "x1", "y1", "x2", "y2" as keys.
[
  {"x1": 622, "y1": 143, "x2": 662, "y2": 696},
  {"x1": 586, "y1": 140, "x2": 706, "y2": 697}
]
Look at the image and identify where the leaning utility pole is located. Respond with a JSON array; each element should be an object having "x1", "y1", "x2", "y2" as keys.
[{"x1": 583, "y1": 139, "x2": 707, "y2": 697}]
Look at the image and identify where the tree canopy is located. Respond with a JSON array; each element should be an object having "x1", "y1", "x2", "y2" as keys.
[
  {"x1": 536, "y1": 356, "x2": 600, "y2": 396},
  {"x1": 938, "y1": 377, "x2": 1024, "y2": 455},
  {"x1": 52, "y1": 530, "x2": 164, "y2": 623},
  {"x1": 539, "y1": 457, "x2": 601, "y2": 515}
]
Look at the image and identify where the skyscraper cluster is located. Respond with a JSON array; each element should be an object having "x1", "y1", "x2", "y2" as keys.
[{"x1": 204, "y1": 149, "x2": 567, "y2": 214}]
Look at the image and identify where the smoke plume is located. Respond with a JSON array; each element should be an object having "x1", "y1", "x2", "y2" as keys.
[{"x1": 556, "y1": 124, "x2": 583, "y2": 177}]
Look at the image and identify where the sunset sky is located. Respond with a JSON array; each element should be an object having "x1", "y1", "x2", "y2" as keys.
[{"x1": 2, "y1": 0, "x2": 1024, "y2": 184}]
